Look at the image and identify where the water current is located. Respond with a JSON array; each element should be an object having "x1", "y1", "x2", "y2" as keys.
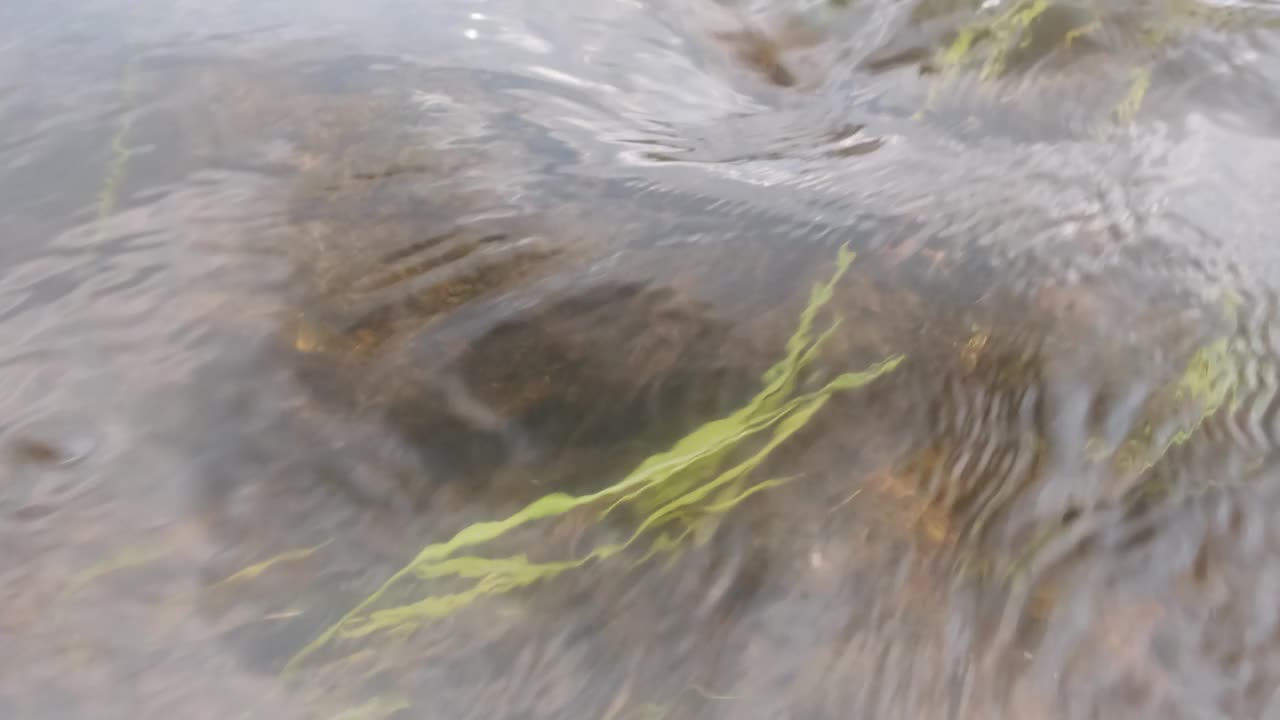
[{"x1": 5, "y1": 1, "x2": 1280, "y2": 718}]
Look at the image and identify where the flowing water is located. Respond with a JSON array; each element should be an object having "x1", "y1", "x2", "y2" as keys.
[{"x1": 5, "y1": 0, "x2": 1280, "y2": 717}]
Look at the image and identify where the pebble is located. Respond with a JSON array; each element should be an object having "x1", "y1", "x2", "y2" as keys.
[{"x1": 5, "y1": 416, "x2": 98, "y2": 467}]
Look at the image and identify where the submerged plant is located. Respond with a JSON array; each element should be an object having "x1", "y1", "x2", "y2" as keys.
[
  {"x1": 211, "y1": 541, "x2": 332, "y2": 589},
  {"x1": 286, "y1": 245, "x2": 904, "y2": 671},
  {"x1": 1112, "y1": 335, "x2": 1237, "y2": 483},
  {"x1": 920, "y1": 0, "x2": 1280, "y2": 125},
  {"x1": 937, "y1": 0, "x2": 1053, "y2": 81},
  {"x1": 98, "y1": 41, "x2": 142, "y2": 219}
]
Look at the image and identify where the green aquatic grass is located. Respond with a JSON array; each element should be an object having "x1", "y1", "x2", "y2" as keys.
[
  {"x1": 1101, "y1": 293, "x2": 1242, "y2": 484},
  {"x1": 62, "y1": 544, "x2": 170, "y2": 601},
  {"x1": 330, "y1": 695, "x2": 410, "y2": 720},
  {"x1": 1113, "y1": 335, "x2": 1237, "y2": 481},
  {"x1": 98, "y1": 44, "x2": 142, "y2": 220},
  {"x1": 1001, "y1": 304, "x2": 1243, "y2": 580},
  {"x1": 932, "y1": 0, "x2": 1052, "y2": 80},
  {"x1": 992, "y1": 345, "x2": 1236, "y2": 589},
  {"x1": 212, "y1": 540, "x2": 332, "y2": 588},
  {"x1": 286, "y1": 245, "x2": 904, "y2": 671},
  {"x1": 1112, "y1": 66, "x2": 1152, "y2": 125},
  {"x1": 923, "y1": 0, "x2": 1280, "y2": 127}
]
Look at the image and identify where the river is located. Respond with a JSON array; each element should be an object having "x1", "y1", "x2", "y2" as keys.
[{"x1": 4, "y1": 1, "x2": 1280, "y2": 718}]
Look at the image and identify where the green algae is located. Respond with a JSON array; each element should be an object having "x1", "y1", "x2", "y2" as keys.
[{"x1": 286, "y1": 245, "x2": 904, "y2": 672}]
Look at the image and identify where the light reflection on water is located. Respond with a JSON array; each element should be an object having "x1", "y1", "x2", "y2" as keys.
[{"x1": 4, "y1": 1, "x2": 1280, "y2": 717}]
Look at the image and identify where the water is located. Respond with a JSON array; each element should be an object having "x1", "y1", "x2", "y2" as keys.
[{"x1": 5, "y1": 0, "x2": 1280, "y2": 717}]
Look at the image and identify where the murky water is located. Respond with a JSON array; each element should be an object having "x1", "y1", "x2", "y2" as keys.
[{"x1": 5, "y1": 0, "x2": 1280, "y2": 717}]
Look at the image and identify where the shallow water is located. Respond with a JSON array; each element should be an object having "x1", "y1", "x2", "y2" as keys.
[{"x1": 5, "y1": 0, "x2": 1280, "y2": 717}]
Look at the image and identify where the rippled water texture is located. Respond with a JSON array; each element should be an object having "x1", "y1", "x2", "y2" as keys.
[{"x1": 6, "y1": 0, "x2": 1280, "y2": 717}]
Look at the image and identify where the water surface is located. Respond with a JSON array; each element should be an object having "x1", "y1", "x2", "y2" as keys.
[{"x1": 5, "y1": 1, "x2": 1280, "y2": 718}]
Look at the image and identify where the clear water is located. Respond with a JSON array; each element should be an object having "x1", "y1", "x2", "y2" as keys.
[{"x1": 5, "y1": 1, "x2": 1280, "y2": 717}]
